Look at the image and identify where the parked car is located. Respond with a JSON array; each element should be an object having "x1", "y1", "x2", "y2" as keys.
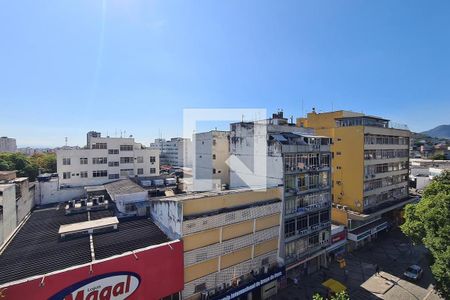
[{"x1": 403, "y1": 265, "x2": 423, "y2": 281}]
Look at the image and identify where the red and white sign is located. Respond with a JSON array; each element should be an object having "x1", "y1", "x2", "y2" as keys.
[
  {"x1": 1, "y1": 241, "x2": 184, "y2": 300},
  {"x1": 50, "y1": 272, "x2": 140, "y2": 300}
]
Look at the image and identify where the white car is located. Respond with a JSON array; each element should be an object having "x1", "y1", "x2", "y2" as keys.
[{"x1": 404, "y1": 265, "x2": 423, "y2": 281}]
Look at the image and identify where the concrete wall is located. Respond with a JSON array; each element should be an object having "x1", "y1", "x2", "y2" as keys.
[
  {"x1": 0, "y1": 184, "x2": 17, "y2": 245},
  {"x1": 150, "y1": 200, "x2": 182, "y2": 240},
  {"x1": 35, "y1": 180, "x2": 85, "y2": 205}
]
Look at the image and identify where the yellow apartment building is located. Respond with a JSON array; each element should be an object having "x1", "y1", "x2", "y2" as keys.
[
  {"x1": 298, "y1": 110, "x2": 417, "y2": 249},
  {"x1": 150, "y1": 187, "x2": 285, "y2": 300}
]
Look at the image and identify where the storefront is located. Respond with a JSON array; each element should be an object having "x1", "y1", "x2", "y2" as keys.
[
  {"x1": 326, "y1": 225, "x2": 347, "y2": 259},
  {"x1": 211, "y1": 267, "x2": 285, "y2": 300},
  {"x1": 347, "y1": 219, "x2": 389, "y2": 250}
]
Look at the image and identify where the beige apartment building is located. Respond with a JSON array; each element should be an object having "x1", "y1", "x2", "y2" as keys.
[
  {"x1": 150, "y1": 187, "x2": 284, "y2": 300},
  {"x1": 194, "y1": 130, "x2": 231, "y2": 191}
]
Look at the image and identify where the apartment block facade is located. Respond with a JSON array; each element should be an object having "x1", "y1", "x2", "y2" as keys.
[
  {"x1": 56, "y1": 133, "x2": 160, "y2": 186},
  {"x1": 150, "y1": 187, "x2": 284, "y2": 300},
  {"x1": 150, "y1": 137, "x2": 193, "y2": 167},
  {"x1": 298, "y1": 110, "x2": 415, "y2": 249},
  {"x1": 229, "y1": 112, "x2": 333, "y2": 277},
  {"x1": 194, "y1": 130, "x2": 231, "y2": 191},
  {"x1": 0, "y1": 137, "x2": 17, "y2": 153}
]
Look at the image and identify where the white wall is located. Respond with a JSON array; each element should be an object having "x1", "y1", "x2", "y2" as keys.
[
  {"x1": 35, "y1": 180, "x2": 85, "y2": 205},
  {"x1": 150, "y1": 200, "x2": 182, "y2": 240}
]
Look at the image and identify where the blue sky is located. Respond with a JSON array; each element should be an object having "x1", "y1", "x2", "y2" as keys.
[{"x1": 0, "y1": 0, "x2": 449, "y2": 147}]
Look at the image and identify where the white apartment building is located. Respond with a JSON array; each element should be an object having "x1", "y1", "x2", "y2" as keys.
[
  {"x1": 194, "y1": 130, "x2": 230, "y2": 191},
  {"x1": 150, "y1": 137, "x2": 193, "y2": 167},
  {"x1": 229, "y1": 112, "x2": 333, "y2": 276},
  {"x1": 57, "y1": 133, "x2": 160, "y2": 187},
  {"x1": 0, "y1": 137, "x2": 17, "y2": 153}
]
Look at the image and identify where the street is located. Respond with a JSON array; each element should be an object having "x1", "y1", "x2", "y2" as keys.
[{"x1": 277, "y1": 228, "x2": 443, "y2": 300}]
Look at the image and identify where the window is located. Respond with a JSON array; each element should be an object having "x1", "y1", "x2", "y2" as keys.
[
  {"x1": 63, "y1": 172, "x2": 71, "y2": 179},
  {"x1": 92, "y1": 143, "x2": 107, "y2": 149},
  {"x1": 296, "y1": 216, "x2": 308, "y2": 231},
  {"x1": 92, "y1": 170, "x2": 107, "y2": 177},
  {"x1": 120, "y1": 145, "x2": 133, "y2": 151},
  {"x1": 80, "y1": 157, "x2": 88, "y2": 165},
  {"x1": 137, "y1": 168, "x2": 143, "y2": 175},
  {"x1": 92, "y1": 157, "x2": 107, "y2": 164},
  {"x1": 120, "y1": 157, "x2": 134, "y2": 164},
  {"x1": 297, "y1": 174, "x2": 307, "y2": 191},
  {"x1": 108, "y1": 161, "x2": 119, "y2": 167},
  {"x1": 108, "y1": 149, "x2": 119, "y2": 154},
  {"x1": 285, "y1": 219, "x2": 296, "y2": 238},
  {"x1": 309, "y1": 234, "x2": 319, "y2": 247},
  {"x1": 62, "y1": 158, "x2": 71, "y2": 165},
  {"x1": 150, "y1": 168, "x2": 156, "y2": 174},
  {"x1": 309, "y1": 213, "x2": 319, "y2": 226},
  {"x1": 120, "y1": 169, "x2": 134, "y2": 177},
  {"x1": 320, "y1": 210, "x2": 330, "y2": 223},
  {"x1": 213, "y1": 139, "x2": 216, "y2": 146},
  {"x1": 80, "y1": 171, "x2": 88, "y2": 178},
  {"x1": 336, "y1": 152, "x2": 341, "y2": 155},
  {"x1": 212, "y1": 168, "x2": 216, "y2": 174},
  {"x1": 137, "y1": 156, "x2": 144, "y2": 163},
  {"x1": 194, "y1": 283, "x2": 206, "y2": 294},
  {"x1": 212, "y1": 154, "x2": 216, "y2": 160},
  {"x1": 150, "y1": 156, "x2": 156, "y2": 163},
  {"x1": 109, "y1": 174, "x2": 119, "y2": 179}
]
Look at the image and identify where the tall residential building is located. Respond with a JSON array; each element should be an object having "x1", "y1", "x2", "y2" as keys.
[
  {"x1": 298, "y1": 110, "x2": 415, "y2": 249},
  {"x1": 230, "y1": 112, "x2": 333, "y2": 277},
  {"x1": 150, "y1": 187, "x2": 284, "y2": 300},
  {"x1": 56, "y1": 132, "x2": 160, "y2": 187},
  {"x1": 0, "y1": 137, "x2": 17, "y2": 153},
  {"x1": 150, "y1": 137, "x2": 193, "y2": 167},
  {"x1": 193, "y1": 130, "x2": 230, "y2": 191}
]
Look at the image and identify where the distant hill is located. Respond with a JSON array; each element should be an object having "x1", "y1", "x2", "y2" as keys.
[{"x1": 421, "y1": 125, "x2": 450, "y2": 139}]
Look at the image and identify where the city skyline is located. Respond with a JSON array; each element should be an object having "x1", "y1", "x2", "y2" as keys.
[{"x1": 1, "y1": 0, "x2": 450, "y2": 147}]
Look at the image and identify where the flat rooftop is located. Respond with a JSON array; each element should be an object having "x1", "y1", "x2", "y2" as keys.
[
  {"x1": 0, "y1": 205, "x2": 169, "y2": 285},
  {"x1": 104, "y1": 179, "x2": 146, "y2": 195}
]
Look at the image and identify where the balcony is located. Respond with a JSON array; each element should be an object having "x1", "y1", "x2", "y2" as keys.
[
  {"x1": 281, "y1": 144, "x2": 330, "y2": 153},
  {"x1": 285, "y1": 201, "x2": 331, "y2": 218},
  {"x1": 285, "y1": 222, "x2": 331, "y2": 243},
  {"x1": 284, "y1": 165, "x2": 330, "y2": 175}
]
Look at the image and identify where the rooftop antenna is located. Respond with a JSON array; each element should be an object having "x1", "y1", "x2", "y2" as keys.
[
  {"x1": 65, "y1": 137, "x2": 68, "y2": 146},
  {"x1": 241, "y1": 114, "x2": 244, "y2": 122},
  {"x1": 331, "y1": 101, "x2": 334, "y2": 112}
]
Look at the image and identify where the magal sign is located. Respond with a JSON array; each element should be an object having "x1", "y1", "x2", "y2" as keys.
[{"x1": 49, "y1": 272, "x2": 140, "y2": 300}]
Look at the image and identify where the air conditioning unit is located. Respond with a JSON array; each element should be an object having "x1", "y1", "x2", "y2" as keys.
[
  {"x1": 342, "y1": 205, "x2": 348, "y2": 211},
  {"x1": 208, "y1": 290, "x2": 216, "y2": 297},
  {"x1": 299, "y1": 230, "x2": 308, "y2": 236},
  {"x1": 201, "y1": 292, "x2": 209, "y2": 300},
  {"x1": 336, "y1": 204, "x2": 343, "y2": 209}
]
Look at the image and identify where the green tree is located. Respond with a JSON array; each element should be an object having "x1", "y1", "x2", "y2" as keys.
[
  {"x1": 313, "y1": 291, "x2": 350, "y2": 300},
  {"x1": 401, "y1": 171, "x2": 450, "y2": 299},
  {"x1": 30, "y1": 153, "x2": 56, "y2": 173},
  {"x1": 0, "y1": 152, "x2": 43, "y2": 181}
]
